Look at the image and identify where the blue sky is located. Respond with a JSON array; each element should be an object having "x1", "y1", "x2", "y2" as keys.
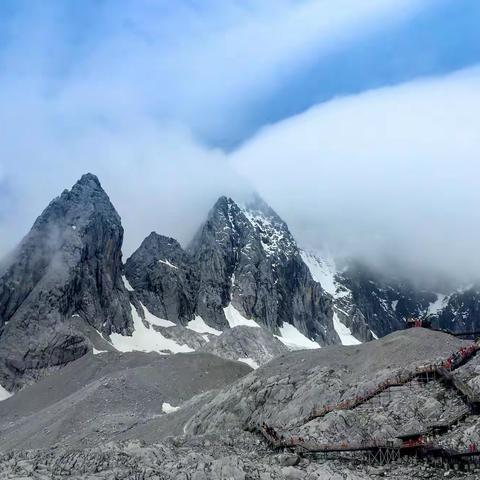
[
  {"x1": 0, "y1": 0, "x2": 479, "y2": 280},
  {"x1": 0, "y1": 0, "x2": 478, "y2": 148}
]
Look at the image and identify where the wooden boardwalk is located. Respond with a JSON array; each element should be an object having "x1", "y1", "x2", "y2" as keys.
[
  {"x1": 252, "y1": 340, "x2": 480, "y2": 467},
  {"x1": 308, "y1": 342, "x2": 479, "y2": 421}
]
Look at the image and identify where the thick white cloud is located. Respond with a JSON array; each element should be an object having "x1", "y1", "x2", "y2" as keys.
[
  {"x1": 0, "y1": 0, "x2": 426, "y2": 257},
  {"x1": 231, "y1": 66, "x2": 480, "y2": 281}
]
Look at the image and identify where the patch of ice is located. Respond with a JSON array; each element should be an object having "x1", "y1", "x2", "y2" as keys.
[
  {"x1": 300, "y1": 250, "x2": 336, "y2": 296},
  {"x1": 370, "y1": 330, "x2": 379, "y2": 340},
  {"x1": 275, "y1": 322, "x2": 320, "y2": 350},
  {"x1": 391, "y1": 300, "x2": 398, "y2": 311},
  {"x1": 241, "y1": 208, "x2": 294, "y2": 258},
  {"x1": 142, "y1": 304, "x2": 176, "y2": 327},
  {"x1": 122, "y1": 275, "x2": 134, "y2": 292},
  {"x1": 333, "y1": 312, "x2": 361, "y2": 346},
  {"x1": 71, "y1": 225, "x2": 77, "y2": 230},
  {"x1": 110, "y1": 304, "x2": 193, "y2": 354},
  {"x1": 72, "y1": 313, "x2": 80, "y2": 318},
  {"x1": 237, "y1": 357, "x2": 259, "y2": 369},
  {"x1": 158, "y1": 259, "x2": 178, "y2": 269},
  {"x1": 0, "y1": 384, "x2": 12, "y2": 402},
  {"x1": 162, "y1": 402, "x2": 180, "y2": 414},
  {"x1": 427, "y1": 293, "x2": 448, "y2": 315},
  {"x1": 224, "y1": 303, "x2": 260, "y2": 328},
  {"x1": 187, "y1": 315, "x2": 222, "y2": 336},
  {"x1": 92, "y1": 348, "x2": 107, "y2": 355}
]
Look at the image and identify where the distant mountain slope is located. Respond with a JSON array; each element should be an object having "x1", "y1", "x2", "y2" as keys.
[{"x1": 299, "y1": 250, "x2": 480, "y2": 338}]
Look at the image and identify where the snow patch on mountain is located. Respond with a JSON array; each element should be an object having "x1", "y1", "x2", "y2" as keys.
[
  {"x1": 333, "y1": 312, "x2": 361, "y2": 346},
  {"x1": 275, "y1": 323, "x2": 320, "y2": 350},
  {"x1": 237, "y1": 357, "x2": 259, "y2": 369},
  {"x1": 240, "y1": 202, "x2": 296, "y2": 259},
  {"x1": 0, "y1": 384, "x2": 12, "y2": 402},
  {"x1": 224, "y1": 303, "x2": 260, "y2": 329},
  {"x1": 110, "y1": 304, "x2": 193, "y2": 354},
  {"x1": 92, "y1": 348, "x2": 108, "y2": 355},
  {"x1": 300, "y1": 250, "x2": 336, "y2": 296},
  {"x1": 187, "y1": 315, "x2": 222, "y2": 336},
  {"x1": 122, "y1": 275, "x2": 134, "y2": 292},
  {"x1": 427, "y1": 293, "x2": 448, "y2": 315},
  {"x1": 162, "y1": 402, "x2": 180, "y2": 414},
  {"x1": 141, "y1": 304, "x2": 176, "y2": 328},
  {"x1": 158, "y1": 259, "x2": 178, "y2": 269}
]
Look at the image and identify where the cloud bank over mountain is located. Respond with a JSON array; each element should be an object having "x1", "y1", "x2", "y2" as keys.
[
  {"x1": 233, "y1": 67, "x2": 480, "y2": 281},
  {"x1": 0, "y1": 0, "x2": 479, "y2": 282}
]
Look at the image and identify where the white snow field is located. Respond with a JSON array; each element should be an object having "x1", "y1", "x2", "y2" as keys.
[
  {"x1": 300, "y1": 250, "x2": 337, "y2": 296},
  {"x1": 427, "y1": 293, "x2": 448, "y2": 315},
  {"x1": 110, "y1": 304, "x2": 193, "y2": 354},
  {"x1": 333, "y1": 312, "x2": 361, "y2": 346},
  {"x1": 0, "y1": 384, "x2": 12, "y2": 402},
  {"x1": 141, "y1": 304, "x2": 176, "y2": 327},
  {"x1": 122, "y1": 275, "x2": 134, "y2": 292},
  {"x1": 162, "y1": 402, "x2": 180, "y2": 414},
  {"x1": 158, "y1": 259, "x2": 178, "y2": 269},
  {"x1": 187, "y1": 315, "x2": 222, "y2": 336},
  {"x1": 275, "y1": 322, "x2": 320, "y2": 350},
  {"x1": 224, "y1": 303, "x2": 260, "y2": 328},
  {"x1": 237, "y1": 357, "x2": 259, "y2": 369}
]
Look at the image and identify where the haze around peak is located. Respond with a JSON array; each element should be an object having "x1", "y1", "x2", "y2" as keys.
[{"x1": 0, "y1": 1, "x2": 479, "y2": 284}]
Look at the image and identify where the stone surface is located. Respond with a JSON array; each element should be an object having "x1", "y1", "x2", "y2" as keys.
[
  {"x1": 201, "y1": 326, "x2": 288, "y2": 368},
  {"x1": 0, "y1": 173, "x2": 132, "y2": 390}
]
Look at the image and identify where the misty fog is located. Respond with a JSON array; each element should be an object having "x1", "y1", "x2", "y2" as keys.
[{"x1": 0, "y1": 0, "x2": 479, "y2": 286}]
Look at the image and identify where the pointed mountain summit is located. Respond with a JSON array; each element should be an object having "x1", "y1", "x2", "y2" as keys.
[
  {"x1": 0, "y1": 173, "x2": 132, "y2": 391},
  {"x1": 124, "y1": 232, "x2": 197, "y2": 325},
  {"x1": 126, "y1": 194, "x2": 339, "y2": 345}
]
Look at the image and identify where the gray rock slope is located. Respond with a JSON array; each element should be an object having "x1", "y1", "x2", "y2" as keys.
[
  {"x1": 0, "y1": 350, "x2": 251, "y2": 451},
  {"x1": 0, "y1": 174, "x2": 133, "y2": 391},
  {"x1": 125, "y1": 233, "x2": 197, "y2": 325},
  {"x1": 186, "y1": 328, "x2": 469, "y2": 434},
  {"x1": 126, "y1": 195, "x2": 338, "y2": 345},
  {"x1": 0, "y1": 329, "x2": 478, "y2": 479},
  {"x1": 200, "y1": 325, "x2": 288, "y2": 367}
]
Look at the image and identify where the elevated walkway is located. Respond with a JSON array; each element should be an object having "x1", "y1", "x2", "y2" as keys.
[{"x1": 252, "y1": 340, "x2": 480, "y2": 467}]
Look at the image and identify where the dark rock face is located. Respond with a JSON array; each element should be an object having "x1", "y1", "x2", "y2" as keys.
[
  {"x1": 435, "y1": 286, "x2": 480, "y2": 332},
  {"x1": 189, "y1": 196, "x2": 337, "y2": 344},
  {"x1": 0, "y1": 174, "x2": 132, "y2": 390},
  {"x1": 124, "y1": 233, "x2": 197, "y2": 325},
  {"x1": 126, "y1": 195, "x2": 337, "y2": 345},
  {"x1": 336, "y1": 262, "x2": 437, "y2": 338}
]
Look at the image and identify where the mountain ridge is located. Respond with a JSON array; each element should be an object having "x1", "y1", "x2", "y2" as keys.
[{"x1": 1, "y1": 172, "x2": 479, "y2": 395}]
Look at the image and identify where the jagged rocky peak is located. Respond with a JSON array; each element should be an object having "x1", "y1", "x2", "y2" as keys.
[
  {"x1": 240, "y1": 194, "x2": 297, "y2": 260},
  {"x1": 434, "y1": 285, "x2": 480, "y2": 332},
  {"x1": 190, "y1": 194, "x2": 337, "y2": 344},
  {"x1": 124, "y1": 232, "x2": 197, "y2": 325},
  {"x1": 126, "y1": 193, "x2": 338, "y2": 345},
  {"x1": 0, "y1": 173, "x2": 132, "y2": 390}
]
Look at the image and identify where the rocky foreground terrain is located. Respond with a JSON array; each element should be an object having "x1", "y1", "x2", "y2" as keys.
[{"x1": 0, "y1": 328, "x2": 479, "y2": 479}]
